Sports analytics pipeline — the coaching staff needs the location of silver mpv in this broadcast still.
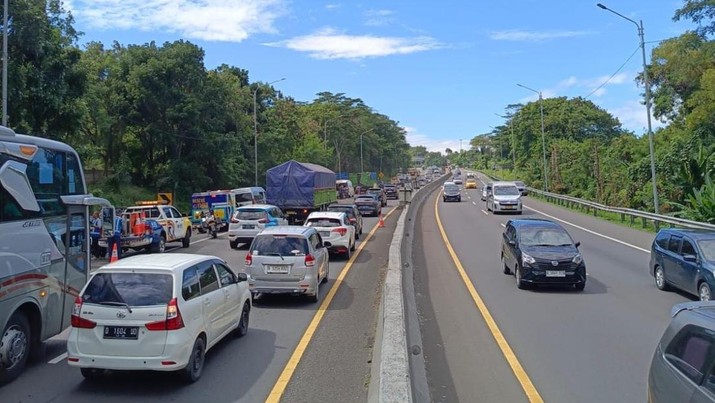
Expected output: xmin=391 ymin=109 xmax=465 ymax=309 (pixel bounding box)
xmin=244 ymin=226 xmax=329 ymax=303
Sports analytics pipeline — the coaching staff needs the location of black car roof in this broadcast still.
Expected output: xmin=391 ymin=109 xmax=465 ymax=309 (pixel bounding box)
xmin=658 ymin=228 xmax=715 ymax=241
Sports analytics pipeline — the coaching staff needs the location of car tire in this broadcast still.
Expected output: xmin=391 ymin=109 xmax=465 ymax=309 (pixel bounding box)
xmin=235 ymin=302 xmax=250 ymax=338
xmin=345 ymin=244 xmax=352 ymax=260
xmin=654 ymin=265 xmax=669 ymax=291
xmin=182 ymin=229 xmax=191 ymax=248
xmin=80 ymin=368 xmax=108 ymax=381
xmin=699 ymin=282 xmax=712 ymax=301
xmin=350 ymin=236 xmax=356 ymax=251
xmin=0 ymin=312 xmax=31 ymax=386
xmin=321 ymin=264 xmax=329 ymax=284
xmin=309 ymin=279 xmax=320 ymax=303
xmin=151 ymin=235 xmax=166 ymax=254
xmin=181 ymin=337 xmax=206 ymax=383
xmin=515 ymin=267 xmax=527 ymax=289
xmin=575 ymin=283 xmax=586 ymax=291
xmin=502 ymin=255 xmax=510 ymax=275
xmin=230 ymin=240 xmax=238 ymax=249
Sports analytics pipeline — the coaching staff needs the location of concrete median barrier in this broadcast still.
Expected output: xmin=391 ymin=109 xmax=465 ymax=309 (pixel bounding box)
xmin=368 ymin=174 xmax=450 ymax=403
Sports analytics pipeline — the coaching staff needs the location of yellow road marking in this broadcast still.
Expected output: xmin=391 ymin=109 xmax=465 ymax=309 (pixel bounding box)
xmin=434 ymin=191 xmax=544 ymax=403
xmin=265 ymin=207 xmax=399 ymax=403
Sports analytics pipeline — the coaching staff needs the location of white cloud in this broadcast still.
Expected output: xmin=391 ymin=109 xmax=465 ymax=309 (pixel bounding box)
xmin=608 ymin=100 xmax=666 ymax=133
xmin=265 ymin=28 xmax=442 ymax=60
xmin=67 ymin=0 xmax=286 ymax=42
xmin=518 ymin=72 xmax=633 ymax=103
xmin=364 ymin=9 xmax=396 ymax=26
xmin=489 ymin=29 xmax=592 ymax=42
xmin=326 ymin=3 xmax=341 ymax=10
xmin=404 ymin=126 xmax=463 ymax=154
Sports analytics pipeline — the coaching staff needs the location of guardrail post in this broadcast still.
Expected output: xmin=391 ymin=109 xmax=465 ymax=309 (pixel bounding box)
xmin=654 ymin=220 xmax=660 ymax=231
xmin=642 ymin=217 xmax=647 ymax=228
xmin=620 ymin=213 xmax=625 ymax=222
xmin=630 ymin=215 xmax=634 ymax=226
xmin=593 ymin=207 xmax=598 ymax=217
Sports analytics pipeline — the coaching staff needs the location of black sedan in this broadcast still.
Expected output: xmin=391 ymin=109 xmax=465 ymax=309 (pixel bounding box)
xmin=354 ymin=194 xmax=381 ymax=216
xmin=501 ymin=218 xmax=586 ymax=290
xmin=384 ymin=185 xmax=399 ymax=200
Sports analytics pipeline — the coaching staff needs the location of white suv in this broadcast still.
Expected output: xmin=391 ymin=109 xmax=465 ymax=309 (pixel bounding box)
xmin=304 ymin=211 xmax=356 ymax=259
xmin=67 ymin=254 xmax=252 ymax=383
xmin=486 ymin=181 xmax=523 ymax=214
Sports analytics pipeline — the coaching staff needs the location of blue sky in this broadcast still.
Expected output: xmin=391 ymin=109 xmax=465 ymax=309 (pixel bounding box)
xmin=64 ymin=0 xmax=695 ymax=154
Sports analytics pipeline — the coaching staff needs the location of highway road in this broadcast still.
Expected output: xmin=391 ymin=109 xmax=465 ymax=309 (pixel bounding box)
xmin=413 ymin=172 xmax=693 ymax=402
xmin=1 ymin=201 xmax=401 ymax=403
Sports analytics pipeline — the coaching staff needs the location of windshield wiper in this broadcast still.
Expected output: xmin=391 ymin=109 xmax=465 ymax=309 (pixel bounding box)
xmin=264 ymin=252 xmax=285 ymax=261
xmin=98 ymin=301 xmax=133 ymax=313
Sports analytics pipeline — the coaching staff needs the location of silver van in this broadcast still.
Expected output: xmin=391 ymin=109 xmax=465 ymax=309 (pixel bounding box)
xmin=234 ymin=187 xmax=266 ymax=207
xmin=244 ymin=226 xmax=329 ymax=303
xmin=486 ymin=181 xmax=523 ymax=214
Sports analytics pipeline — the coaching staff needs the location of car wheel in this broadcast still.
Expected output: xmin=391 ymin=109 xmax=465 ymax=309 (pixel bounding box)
xmin=151 ymin=235 xmax=166 ymax=254
xmin=308 ymin=278 xmax=320 ymax=303
xmin=321 ymin=264 xmax=329 ymax=284
xmin=0 ymin=312 xmax=30 ymax=385
xmin=345 ymin=244 xmax=352 ymax=260
xmin=699 ymin=282 xmax=712 ymax=301
xmin=230 ymin=240 xmax=238 ymax=249
xmin=502 ymin=254 xmax=510 ymax=275
xmin=654 ymin=265 xmax=669 ymax=291
xmin=235 ymin=302 xmax=250 ymax=338
xmin=350 ymin=236 xmax=356 ymax=251
xmin=182 ymin=229 xmax=191 ymax=248
xmin=515 ymin=267 xmax=527 ymax=289
xmin=181 ymin=337 xmax=206 ymax=383
xmin=575 ymin=282 xmax=586 ymax=291
xmin=80 ymin=368 xmax=108 ymax=381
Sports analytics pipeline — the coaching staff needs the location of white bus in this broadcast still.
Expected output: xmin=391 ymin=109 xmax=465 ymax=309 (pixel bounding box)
xmin=0 ymin=125 xmax=112 ymax=385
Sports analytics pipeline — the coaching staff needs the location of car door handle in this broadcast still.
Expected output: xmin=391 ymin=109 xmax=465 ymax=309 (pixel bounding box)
xmin=204 ymin=298 xmax=211 ymax=306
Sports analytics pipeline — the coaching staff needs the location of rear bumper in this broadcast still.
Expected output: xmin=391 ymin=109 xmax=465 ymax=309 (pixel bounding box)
xmin=492 ymin=203 xmax=522 ymax=213
xmin=249 ymin=278 xmax=317 ymax=296
xmin=443 ymin=194 xmax=461 ymax=201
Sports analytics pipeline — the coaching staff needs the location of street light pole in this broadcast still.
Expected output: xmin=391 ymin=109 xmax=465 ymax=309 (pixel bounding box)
xmin=253 ymin=77 xmax=285 ymax=186
xmin=597 ymin=3 xmax=659 ymax=214
xmin=496 ymin=113 xmax=517 ymax=171
xmin=517 ymin=83 xmax=548 ymax=192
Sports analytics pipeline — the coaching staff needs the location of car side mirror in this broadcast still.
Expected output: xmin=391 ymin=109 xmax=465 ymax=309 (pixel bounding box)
xmin=574 ymin=241 xmax=581 ymax=248
xmin=508 ymin=240 xmax=516 ymax=246
xmin=236 ymin=272 xmax=248 ymax=283
xmin=683 ymin=254 xmax=697 ymax=263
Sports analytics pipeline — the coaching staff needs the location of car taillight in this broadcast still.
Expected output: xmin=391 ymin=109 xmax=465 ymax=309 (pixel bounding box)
xmin=146 ymin=298 xmax=184 ymax=331
xmin=245 ymin=253 xmax=253 ymax=266
xmin=332 ymin=227 xmax=348 ymax=236
xmin=258 ymin=218 xmax=269 ymax=224
xmin=70 ymin=296 xmax=97 ymax=329
xmin=305 ymin=254 xmax=316 ymax=267
xmin=349 ymin=217 xmax=356 ymax=224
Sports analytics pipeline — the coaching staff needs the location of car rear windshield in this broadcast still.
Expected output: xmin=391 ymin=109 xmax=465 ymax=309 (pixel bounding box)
xmin=82 ymin=273 xmax=173 ymax=306
xmin=494 ymin=186 xmax=520 ymax=196
xmin=328 ymin=206 xmax=353 ymax=215
xmin=235 ymin=209 xmax=268 ymax=220
xmin=305 ymin=217 xmax=342 ymax=227
xmin=520 ymin=228 xmax=573 ymax=247
xmin=444 ymin=185 xmax=459 ymax=192
xmin=699 ymin=239 xmax=715 ymax=262
xmin=251 ymin=235 xmax=309 ymax=256
xmin=356 ymin=195 xmax=375 ymax=201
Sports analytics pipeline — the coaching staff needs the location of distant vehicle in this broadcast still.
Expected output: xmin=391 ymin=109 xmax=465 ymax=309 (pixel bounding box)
xmin=336 ymin=179 xmax=355 ymax=199
xmin=327 ymin=203 xmax=363 ymax=239
xmin=0 ymin=126 xmax=112 ymax=385
xmin=453 ymin=175 xmax=463 ymax=185
xmin=486 ymin=182 xmax=522 ymax=214
xmin=465 ymin=178 xmax=478 ymax=189
xmin=67 ymin=254 xmax=252 ymax=383
xmin=467 ymin=172 xmax=475 ymax=179
xmin=514 ymin=181 xmax=528 ymax=196
xmin=648 ymin=300 xmax=715 ymax=403
xmin=442 ymin=182 xmax=461 ymax=202
xmin=481 ymin=182 xmax=493 ymax=201
xmin=304 ymin=211 xmax=356 ymax=259
xmin=106 ymin=201 xmax=192 ymax=253
xmin=383 ymin=185 xmax=398 ymax=200
xmin=245 ymin=226 xmax=329 ymax=303
xmin=650 ymin=228 xmax=715 ymax=301
xmin=501 ymin=218 xmax=586 ymax=290
xmin=367 ymin=187 xmax=387 ymax=207
xmin=355 ymin=194 xmax=381 ymax=216
xmin=189 ymin=187 xmax=266 ymax=232
xmin=266 ymin=160 xmax=337 ymax=224
xmin=227 ymin=204 xmax=288 ymax=249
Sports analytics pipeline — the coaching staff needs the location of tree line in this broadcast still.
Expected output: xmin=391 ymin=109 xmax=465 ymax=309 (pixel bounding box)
xmin=2 ymin=0 xmax=411 ymax=204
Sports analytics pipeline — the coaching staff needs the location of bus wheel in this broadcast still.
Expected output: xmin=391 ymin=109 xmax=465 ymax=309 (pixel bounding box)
xmin=0 ymin=312 xmax=30 ymax=385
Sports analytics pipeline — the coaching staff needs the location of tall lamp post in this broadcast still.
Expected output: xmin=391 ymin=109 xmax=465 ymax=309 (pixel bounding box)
xmin=517 ymin=83 xmax=548 ymax=192
xmin=495 ymin=113 xmax=517 ymax=171
xmin=253 ymin=77 xmax=285 ymax=186
xmin=597 ymin=3 xmax=659 ymax=214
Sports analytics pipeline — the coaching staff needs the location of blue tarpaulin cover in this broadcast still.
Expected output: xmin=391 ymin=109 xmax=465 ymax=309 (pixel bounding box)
xmin=266 ymin=160 xmax=336 ymax=208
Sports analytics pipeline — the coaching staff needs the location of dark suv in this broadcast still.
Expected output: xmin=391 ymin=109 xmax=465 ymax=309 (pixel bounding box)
xmin=367 ymin=187 xmax=387 ymax=207
xmin=501 ymin=218 xmax=586 ymax=290
xmin=384 ymin=185 xmax=398 ymax=200
xmin=648 ymin=301 xmax=715 ymax=402
xmin=327 ymin=203 xmax=363 ymax=239
xmin=650 ymin=228 xmax=715 ymax=301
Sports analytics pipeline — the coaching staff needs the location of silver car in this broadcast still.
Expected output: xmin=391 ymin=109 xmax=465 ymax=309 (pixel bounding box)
xmin=228 ymin=204 xmax=288 ymax=249
xmin=486 ymin=182 xmax=523 ymax=214
xmin=244 ymin=226 xmax=329 ymax=303
xmin=481 ymin=182 xmax=493 ymax=201
xmin=648 ymin=301 xmax=715 ymax=402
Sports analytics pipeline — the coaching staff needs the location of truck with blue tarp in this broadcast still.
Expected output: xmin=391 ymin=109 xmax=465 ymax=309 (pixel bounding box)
xmin=266 ymin=160 xmax=337 ymax=224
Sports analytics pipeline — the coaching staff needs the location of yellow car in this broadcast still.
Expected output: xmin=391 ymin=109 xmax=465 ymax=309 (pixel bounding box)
xmin=465 ymin=178 xmax=478 ymax=189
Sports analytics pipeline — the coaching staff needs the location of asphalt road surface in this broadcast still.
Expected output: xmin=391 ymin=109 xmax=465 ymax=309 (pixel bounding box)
xmin=1 ymin=200 xmax=401 ymax=403
xmin=413 ymin=172 xmax=693 ymax=402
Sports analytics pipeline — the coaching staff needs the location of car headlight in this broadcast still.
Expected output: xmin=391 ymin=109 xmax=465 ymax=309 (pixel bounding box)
xmin=572 ymin=254 xmax=583 ymax=265
xmin=522 ymin=252 xmax=536 ymax=265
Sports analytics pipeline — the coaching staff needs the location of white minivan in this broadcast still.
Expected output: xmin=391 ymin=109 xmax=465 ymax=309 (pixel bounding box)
xmin=336 ymin=179 xmax=355 ymax=198
xmin=67 ymin=254 xmax=252 ymax=383
xmin=234 ymin=187 xmax=266 ymax=207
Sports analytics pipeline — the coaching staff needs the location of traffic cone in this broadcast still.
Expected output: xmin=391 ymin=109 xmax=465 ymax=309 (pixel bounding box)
xmin=378 ymin=211 xmax=385 ymax=228
xmin=110 ymin=243 xmax=119 ymax=263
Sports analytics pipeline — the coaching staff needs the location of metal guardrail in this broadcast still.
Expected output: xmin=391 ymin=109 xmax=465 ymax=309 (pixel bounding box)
xmin=481 ymin=172 xmax=715 ymax=231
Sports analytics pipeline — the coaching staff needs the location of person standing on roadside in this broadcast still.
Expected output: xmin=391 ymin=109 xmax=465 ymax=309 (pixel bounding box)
xmin=90 ymin=211 xmax=102 ymax=258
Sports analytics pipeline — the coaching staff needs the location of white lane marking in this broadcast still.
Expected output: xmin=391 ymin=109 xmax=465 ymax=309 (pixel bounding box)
xmin=472 ymin=202 xmax=477 ymax=206
xmin=49 ymin=352 xmax=67 ymax=364
xmin=481 ymin=210 xmax=488 ymax=215
xmin=500 ymin=223 xmax=506 ymax=228
xmin=523 ymin=205 xmax=650 ymax=253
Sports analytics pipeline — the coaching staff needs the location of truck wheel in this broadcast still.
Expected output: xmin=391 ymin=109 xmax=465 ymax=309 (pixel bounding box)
xmin=182 ymin=229 xmax=191 ymax=248
xmin=0 ymin=312 xmax=30 ymax=386
xmin=151 ymin=235 xmax=166 ymax=254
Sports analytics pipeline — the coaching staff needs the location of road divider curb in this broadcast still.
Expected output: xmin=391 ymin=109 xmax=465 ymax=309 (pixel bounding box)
xmin=369 ymin=173 xmax=450 ymax=403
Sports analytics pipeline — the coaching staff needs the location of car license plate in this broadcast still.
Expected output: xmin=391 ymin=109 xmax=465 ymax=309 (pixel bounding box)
xmin=503 ymin=205 xmax=515 ymax=210
xmin=242 ymin=225 xmax=255 ymax=229
xmin=103 ymin=326 xmax=139 ymax=340
xmin=545 ymin=270 xmax=566 ymax=277
xmin=265 ymin=265 xmax=289 ymax=274
xmin=320 ymin=231 xmax=330 ymax=237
